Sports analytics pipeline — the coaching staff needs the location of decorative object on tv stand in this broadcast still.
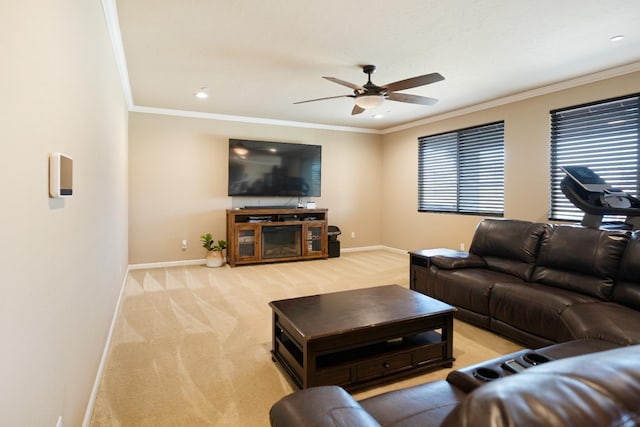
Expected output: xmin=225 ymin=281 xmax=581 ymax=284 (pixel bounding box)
xmin=200 ymin=233 xmax=228 ymax=268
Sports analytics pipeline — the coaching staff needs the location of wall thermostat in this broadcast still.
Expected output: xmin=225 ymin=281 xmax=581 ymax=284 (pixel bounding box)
xmin=49 ymin=152 xmax=73 ymax=198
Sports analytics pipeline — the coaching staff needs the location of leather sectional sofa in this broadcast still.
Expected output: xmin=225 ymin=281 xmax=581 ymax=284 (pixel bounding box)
xmin=270 ymin=339 xmax=640 ymax=427
xmin=418 ymin=219 xmax=640 ymax=348
xmin=270 ymin=219 xmax=640 ymax=426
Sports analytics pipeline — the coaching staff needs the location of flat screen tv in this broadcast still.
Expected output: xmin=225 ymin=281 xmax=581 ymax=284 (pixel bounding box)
xmin=228 ymin=139 xmax=321 ymax=197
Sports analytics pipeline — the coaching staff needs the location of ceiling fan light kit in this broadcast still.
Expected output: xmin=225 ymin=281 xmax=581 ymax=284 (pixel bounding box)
xmin=295 ymin=65 xmax=444 ymax=116
xmin=355 ymin=94 xmax=384 ymax=109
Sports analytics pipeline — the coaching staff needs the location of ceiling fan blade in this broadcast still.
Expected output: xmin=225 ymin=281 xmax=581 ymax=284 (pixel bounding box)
xmin=323 ymin=76 xmax=364 ymax=91
xmin=387 ymin=92 xmax=438 ymax=106
xmin=293 ymin=94 xmax=352 ymax=104
xmin=351 ymin=104 xmax=365 ymax=115
xmin=383 ymin=73 xmax=444 ymax=92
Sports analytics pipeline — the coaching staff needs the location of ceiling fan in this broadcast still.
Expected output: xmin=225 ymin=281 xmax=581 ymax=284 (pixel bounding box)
xmin=294 ymin=65 xmax=444 ymax=115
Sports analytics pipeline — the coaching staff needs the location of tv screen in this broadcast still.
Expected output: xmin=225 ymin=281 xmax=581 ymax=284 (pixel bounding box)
xmin=228 ymin=139 xmax=321 ymax=197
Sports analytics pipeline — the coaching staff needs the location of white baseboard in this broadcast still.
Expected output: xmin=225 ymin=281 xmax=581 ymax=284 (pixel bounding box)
xmin=380 ymin=245 xmax=409 ymax=255
xmin=128 ymin=247 xmax=409 ymax=270
xmin=82 ymin=265 xmax=130 ymax=427
xmin=341 ymin=245 xmax=383 ymax=253
xmin=341 ymin=245 xmax=408 ymax=255
xmin=128 ymin=258 xmax=206 ymax=270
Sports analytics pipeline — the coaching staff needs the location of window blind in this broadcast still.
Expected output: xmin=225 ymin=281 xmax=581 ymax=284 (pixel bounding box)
xmin=550 ymin=94 xmax=640 ymax=221
xmin=418 ymin=121 xmax=504 ymax=215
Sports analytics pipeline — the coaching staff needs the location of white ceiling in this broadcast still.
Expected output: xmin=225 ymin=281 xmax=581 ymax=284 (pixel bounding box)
xmin=114 ymin=0 xmax=640 ymax=131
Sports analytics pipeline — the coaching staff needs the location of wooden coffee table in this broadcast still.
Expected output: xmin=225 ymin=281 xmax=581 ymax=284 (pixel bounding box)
xmin=269 ymin=284 xmax=456 ymax=391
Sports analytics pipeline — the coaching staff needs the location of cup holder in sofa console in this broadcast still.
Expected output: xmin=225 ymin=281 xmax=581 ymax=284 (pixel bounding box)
xmin=522 ymin=352 xmax=553 ymax=366
xmin=473 ymin=367 xmax=501 ymax=382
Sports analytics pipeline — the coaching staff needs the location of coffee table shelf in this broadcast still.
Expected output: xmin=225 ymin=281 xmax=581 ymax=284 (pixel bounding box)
xmin=270 ymin=285 xmax=456 ymax=391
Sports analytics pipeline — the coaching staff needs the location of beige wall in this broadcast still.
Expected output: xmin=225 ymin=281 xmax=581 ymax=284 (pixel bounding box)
xmin=107 ymin=62 xmax=638 ymax=424
xmin=0 ymin=1 xmax=129 ymax=426
xmin=128 ymin=113 xmax=382 ymax=264
xmin=381 ymin=71 xmax=640 ymax=251
xmin=129 ymin=72 xmax=640 ymax=265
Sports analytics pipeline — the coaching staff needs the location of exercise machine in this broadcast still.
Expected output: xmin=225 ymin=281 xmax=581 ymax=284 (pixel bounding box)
xmin=560 ymin=165 xmax=640 ymax=230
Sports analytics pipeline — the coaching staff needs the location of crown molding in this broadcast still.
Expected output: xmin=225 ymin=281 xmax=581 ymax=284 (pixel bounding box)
xmin=129 ymin=106 xmax=383 ymax=134
xmin=101 ymin=0 xmax=133 ymax=108
xmin=101 ymin=0 xmax=639 ymax=136
xmin=129 ymin=60 xmax=640 ymax=136
xmin=383 ymin=61 xmax=640 ymax=134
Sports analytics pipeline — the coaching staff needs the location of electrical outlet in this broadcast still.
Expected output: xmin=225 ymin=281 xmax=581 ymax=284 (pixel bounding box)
xmin=56 ymin=416 xmax=63 ymax=427
xmin=351 ymin=232 xmax=356 ymax=238
xmin=460 ymin=243 xmax=465 ymax=251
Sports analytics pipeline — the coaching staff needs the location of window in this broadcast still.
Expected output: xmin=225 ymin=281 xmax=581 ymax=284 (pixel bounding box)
xmin=418 ymin=121 xmax=505 ymax=215
xmin=549 ymin=94 xmax=640 ymax=221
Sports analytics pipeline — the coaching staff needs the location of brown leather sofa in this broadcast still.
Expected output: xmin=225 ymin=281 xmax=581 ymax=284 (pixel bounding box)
xmin=421 ymin=219 xmax=640 ymax=347
xmin=270 ymin=221 xmax=640 ymax=426
xmin=270 ymin=340 xmax=640 ymax=427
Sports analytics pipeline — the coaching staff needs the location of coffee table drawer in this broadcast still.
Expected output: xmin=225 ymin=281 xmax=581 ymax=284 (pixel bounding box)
xmin=415 ymin=342 xmax=445 ymax=365
xmin=357 ymin=352 xmax=413 ymax=381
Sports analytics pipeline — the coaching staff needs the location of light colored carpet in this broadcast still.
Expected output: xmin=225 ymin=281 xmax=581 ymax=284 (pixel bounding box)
xmin=89 ymin=250 xmax=522 ymax=426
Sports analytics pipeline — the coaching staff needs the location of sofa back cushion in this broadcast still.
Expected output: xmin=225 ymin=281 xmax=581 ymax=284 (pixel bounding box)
xmin=470 ymin=219 xmax=548 ymax=281
xmin=612 ymin=231 xmax=640 ymax=310
xmin=532 ymin=226 xmax=629 ymax=300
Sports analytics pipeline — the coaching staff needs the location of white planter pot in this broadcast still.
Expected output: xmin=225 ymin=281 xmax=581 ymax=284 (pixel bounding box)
xmin=205 ymin=251 xmax=225 ymax=267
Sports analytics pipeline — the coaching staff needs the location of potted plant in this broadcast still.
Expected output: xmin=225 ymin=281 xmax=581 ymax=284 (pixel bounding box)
xmin=200 ymin=233 xmax=228 ymax=267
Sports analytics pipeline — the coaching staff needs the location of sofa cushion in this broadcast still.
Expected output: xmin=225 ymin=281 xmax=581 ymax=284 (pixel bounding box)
xmin=560 ymin=301 xmax=640 ymax=346
xmin=490 ymin=318 xmax=556 ymax=348
xmin=359 ymin=379 xmax=466 ymax=427
xmin=431 ymin=268 xmax=524 ymax=317
xmin=532 ymin=226 xmax=629 ymax=300
xmin=612 ymin=230 xmax=640 ymax=310
xmin=469 ymin=219 xmax=548 ymax=281
xmin=490 ymin=282 xmax=597 ymax=342
xmin=441 ymin=345 xmax=640 ymax=427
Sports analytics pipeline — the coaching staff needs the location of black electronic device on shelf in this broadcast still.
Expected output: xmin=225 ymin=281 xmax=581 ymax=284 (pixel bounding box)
xmin=248 ymin=216 xmax=272 ymax=223
xmin=243 ymin=205 xmax=297 ymax=209
xmin=560 ymin=165 xmax=640 ymax=230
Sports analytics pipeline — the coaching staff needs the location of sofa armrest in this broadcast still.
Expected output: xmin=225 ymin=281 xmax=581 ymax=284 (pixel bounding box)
xmin=431 ymin=253 xmax=486 ymax=270
xmin=270 ymin=386 xmax=382 ymax=427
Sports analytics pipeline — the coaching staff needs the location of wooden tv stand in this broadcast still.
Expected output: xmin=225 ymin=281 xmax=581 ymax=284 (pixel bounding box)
xmin=226 ymin=208 xmax=328 ymax=267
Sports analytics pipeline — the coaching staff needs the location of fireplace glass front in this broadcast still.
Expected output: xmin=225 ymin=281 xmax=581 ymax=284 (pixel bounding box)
xmin=262 ymin=225 xmax=302 ymax=259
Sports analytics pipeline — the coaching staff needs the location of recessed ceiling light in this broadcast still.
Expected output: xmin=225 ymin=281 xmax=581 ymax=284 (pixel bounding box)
xmin=373 ymin=114 xmax=384 ymax=119
xmin=610 ymin=35 xmax=624 ymax=42
xmin=194 ymin=87 xmax=209 ymax=99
